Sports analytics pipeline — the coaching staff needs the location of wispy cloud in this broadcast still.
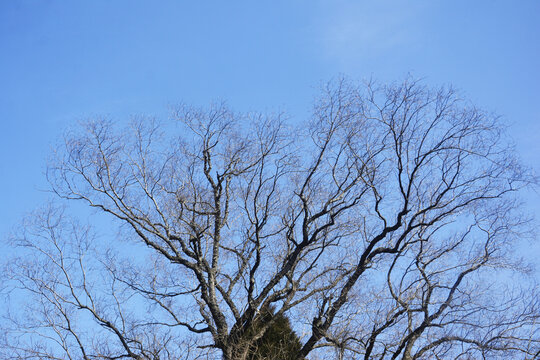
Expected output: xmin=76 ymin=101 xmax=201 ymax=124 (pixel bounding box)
xmin=314 ymin=1 xmax=430 ymax=65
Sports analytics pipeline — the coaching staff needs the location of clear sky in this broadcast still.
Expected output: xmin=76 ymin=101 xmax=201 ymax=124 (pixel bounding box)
xmin=1 ymin=0 xmax=539 ymax=239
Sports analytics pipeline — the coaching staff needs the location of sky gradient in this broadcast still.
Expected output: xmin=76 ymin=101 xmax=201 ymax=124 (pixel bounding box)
xmin=1 ymin=0 xmax=539 ymax=240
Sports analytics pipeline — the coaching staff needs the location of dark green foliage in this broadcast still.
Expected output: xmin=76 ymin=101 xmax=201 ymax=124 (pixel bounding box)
xmin=247 ymin=307 xmax=303 ymax=360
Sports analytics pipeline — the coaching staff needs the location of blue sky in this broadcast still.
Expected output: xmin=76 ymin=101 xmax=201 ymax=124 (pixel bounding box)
xmin=1 ymin=0 xmax=539 ymax=239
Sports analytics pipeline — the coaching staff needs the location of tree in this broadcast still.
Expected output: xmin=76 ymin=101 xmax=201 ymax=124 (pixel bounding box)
xmin=245 ymin=306 xmax=302 ymax=360
xmin=2 ymin=78 xmax=539 ymax=359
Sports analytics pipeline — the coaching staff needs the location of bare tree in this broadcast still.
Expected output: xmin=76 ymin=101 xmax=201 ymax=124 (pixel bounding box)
xmin=2 ymin=78 xmax=538 ymax=359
